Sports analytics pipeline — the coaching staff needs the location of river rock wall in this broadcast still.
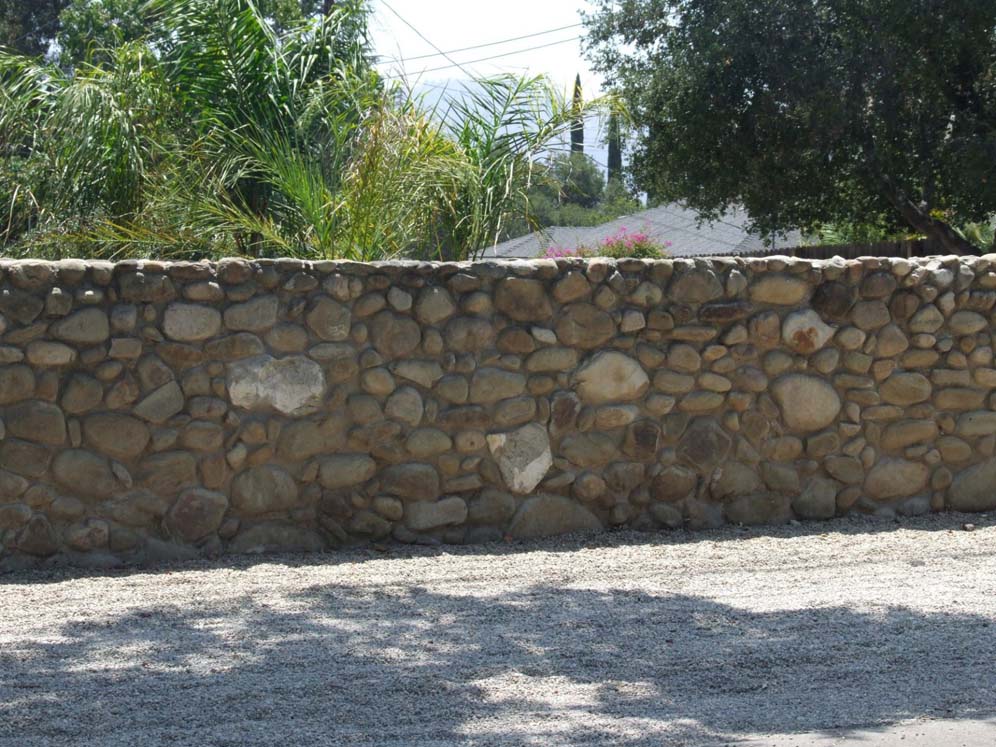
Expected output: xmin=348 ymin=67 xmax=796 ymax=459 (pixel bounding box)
xmin=1 ymin=255 xmax=996 ymax=568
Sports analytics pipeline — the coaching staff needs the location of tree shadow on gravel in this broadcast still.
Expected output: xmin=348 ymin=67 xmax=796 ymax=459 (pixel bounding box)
xmin=2 ymin=580 xmax=995 ymax=747
xmin=2 ymin=511 xmax=989 ymax=587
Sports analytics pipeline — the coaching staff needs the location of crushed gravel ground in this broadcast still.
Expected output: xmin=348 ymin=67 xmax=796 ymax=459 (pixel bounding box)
xmin=2 ymin=513 xmax=996 ymax=746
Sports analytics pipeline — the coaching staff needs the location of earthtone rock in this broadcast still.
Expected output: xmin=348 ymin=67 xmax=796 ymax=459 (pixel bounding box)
xmin=651 ymin=465 xmax=698 ymax=502
xmin=880 ymin=373 xmax=931 ymax=406
xmin=508 ymin=494 xmax=602 ymax=539
xmin=228 ymin=523 xmax=325 ymax=554
xmin=231 ymin=465 xmax=298 ymax=514
xmin=60 ymin=375 xmax=104 ymax=416
xmin=385 ymin=386 xmax=424 ymax=427
xmin=948 ymin=310 xmax=987 ymax=336
xmin=956 ymin=411 xmax=996 ymax=437
xmin=526 ymin=347 xmax=578 ymax=372
xmin=560 ymin=432 xmax=619 ymax=468
xmin=782 ymin=310 xmax=834 ymax=353
xmin=26 ymin=341 xmax=76 ymax=367
xmin=83 ymin=413 xmax=150 ymax=460
xmin=710 ymin=463 xmax=762 ymax=500
xmin=793 ymin=478 xmax=838 ymax=520
xmin=574 ymin=352 xmax=649 ymax=404
xmin=948 ymin=458 xmax=996 ymax=511
xmin=725 ymin=492 xmax=791 ymax=525
xmin=414 ymin=287 xmax=456 ymax=325
xmin=0 ymin=365 xmax=35 ymax=405
xmin=811 ymin=281 xmax=855 ymax=319
xmin=0 ymin=288 xmax=43 ymax=324
xmin=750 ymin=275 xmax=809 ymax=305
xmin=140 ymin=452 xmax=199 ymax=496
xmin=166 ymin=489 xmax=229 ymax=542
xmin=771 ymin=375 xmax=841 ymax=432
xmin=555 ymin=304 xmax=615 ymax=348
xmin=224 ymin=295 xmax=279 ymax=332
xmin=306 ymin=297 xmax=351 ymax=341
xmin=470 ymin=368 xmax=526 ymax=403
xmin=909 ymin=305 xmax=944 ymax=333
xmin=0 ymin=502 xmax=31 ymax=531
xmin=487 ymin=423 xmax=552 ymax=494
xmin=677 ymin=419 xmax=732 ymax=472
xmin=5 ymin=400 xmax=66 ymax=445
xmin=864 ymin=459 xmax=929 ymax=500
xmin=875 ymin=324 xmax=909 ymax=358
xmin=405 ymin=497 xmax=468 ymax=531
xmin=163 ymin=303 xmax=222 ymax=342
xmin=65 ymin=519 xmax=110 ymax=552
xmin=0 ymin=439 xmax=51 ymax=479
xmin=369 ymin=311 xmax=422 ymax=358
xmin=134 ymin=381 xmax=185 ymax=423
xmin=319 ymin=455 xmax=376 ymax=489
xmin=468 ymin=489 xmax=517 ymax=525
xmin=881 ymin=420 xmax=938 ymax=451
xmin=444 ymin=317 xmax=496 ymax=353
xmin=494 ymin=278 xmax=552 ymax=321
xmin=228 ymin=355 xmax=325 ymax=416
xmin=748 ymin=311 xmax=781 ymax=349
xmin=392 ymin=360 xmax=443 ymax=388
xmin=851 ymin=301 xmax=890 ymax=330
xmin=381 ymin=463 xmax=440 ymax=501
xmin=51 ymin=308 xmax=109 ymax=345
xmin=406 ymin=428 xmax=453 ymax=458
xmin=16 ymin=515 xmax=58 ymax=556
xmin=669 ymin=268 xmax=723 ymax=304
xmin=52 ymin=450 xmax=122 ymax=500
xmin=204 ymin=333 xmax=264 ymax=361
xmin=553 ymin=271 xmax=591 ymax=303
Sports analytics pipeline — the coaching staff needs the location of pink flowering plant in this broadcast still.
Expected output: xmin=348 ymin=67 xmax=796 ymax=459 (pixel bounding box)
xmin=542 ymin=227 xmax=672 ymax=260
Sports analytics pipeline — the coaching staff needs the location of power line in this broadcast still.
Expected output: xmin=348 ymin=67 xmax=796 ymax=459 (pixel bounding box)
xmin=378 ymin=0 xmax=475 ymax=79
xmin=384 ymin=36 xmax=582 ymax=79
xmin=391 ymin=23 xmax=583 ymax=63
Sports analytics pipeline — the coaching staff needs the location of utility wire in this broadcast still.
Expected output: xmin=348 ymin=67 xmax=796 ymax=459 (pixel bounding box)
xmin=392 ymin=23 xmax=583 ymax=62
xmin=378 ymin=0 xmax=476 ymax=79
xmin=384 ymin=36 xmax=582 ymax=79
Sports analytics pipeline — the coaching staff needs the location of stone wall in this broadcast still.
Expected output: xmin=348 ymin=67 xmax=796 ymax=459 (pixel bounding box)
xmin=2 ymin=254 xmax=996 ymax=568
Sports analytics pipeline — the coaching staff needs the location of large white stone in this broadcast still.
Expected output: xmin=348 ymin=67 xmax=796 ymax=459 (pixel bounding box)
xmin=487 ymin=423 xmax=552 ymax=495
xmin=771 ymin=374 xmax=841 ymax=432
xmin=574 ymin=352 xmax=649 ymax=404
xmin=228 ymin=355 xmax=326 ymax=416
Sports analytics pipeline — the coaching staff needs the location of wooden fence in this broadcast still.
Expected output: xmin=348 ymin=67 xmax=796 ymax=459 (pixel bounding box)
xmin=751 ymin=239 xmax=947 ymax=259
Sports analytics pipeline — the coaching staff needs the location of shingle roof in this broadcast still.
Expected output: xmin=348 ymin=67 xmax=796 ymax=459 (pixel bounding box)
xmin=481 ymin=203 xmax=804 ymax=259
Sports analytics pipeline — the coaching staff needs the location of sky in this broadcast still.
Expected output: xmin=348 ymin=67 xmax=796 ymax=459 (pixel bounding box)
xmin=367 ymin=0 xmax=612 ymax=169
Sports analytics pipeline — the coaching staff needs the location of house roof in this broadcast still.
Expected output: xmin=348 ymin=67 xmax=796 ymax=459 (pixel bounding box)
xmin=481 ymin=203 xmax=804 ymax=259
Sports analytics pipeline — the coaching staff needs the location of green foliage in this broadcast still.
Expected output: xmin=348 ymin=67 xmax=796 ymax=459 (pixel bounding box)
xmin=436 ymin=75 xmax=613 ymax=259
xmin=1 ymin=0 xmax=611 ymax=260
xmin=503 ymin=154 xmax=640 ymax=238
xmin=584 ymin=0 xmax=996 ymax=254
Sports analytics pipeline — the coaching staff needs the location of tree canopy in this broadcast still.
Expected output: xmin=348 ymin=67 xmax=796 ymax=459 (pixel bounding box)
xmin=584 ymin=0 xmax=996 ymax=254
xmin=0 ymin=0 xmax=332 ymax=65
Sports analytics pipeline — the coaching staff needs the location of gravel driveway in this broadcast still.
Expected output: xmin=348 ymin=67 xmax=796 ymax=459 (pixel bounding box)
xmin=3 ymin=514 xmax=996 ymax=746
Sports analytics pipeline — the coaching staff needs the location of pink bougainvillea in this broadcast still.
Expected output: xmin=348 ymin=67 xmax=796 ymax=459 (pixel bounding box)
xmin=542 ymin=227 xmax=672 ymax=259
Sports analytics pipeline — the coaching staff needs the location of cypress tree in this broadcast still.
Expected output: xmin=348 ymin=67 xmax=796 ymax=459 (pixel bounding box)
xmin=607 ymin=111 xmax=622 ymax=183
xmin=570 ymin=73 xmax=584 ymax=154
